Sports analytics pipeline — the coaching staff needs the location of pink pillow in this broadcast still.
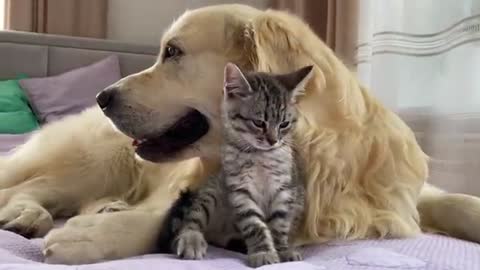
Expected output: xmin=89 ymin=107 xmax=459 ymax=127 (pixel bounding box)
xmin=20 ymin=56 xmax=121 ymax=123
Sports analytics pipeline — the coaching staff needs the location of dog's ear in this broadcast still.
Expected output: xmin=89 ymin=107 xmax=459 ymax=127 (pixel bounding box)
xmin=247 ymin=10 xmax=367 ymax=127
xmin=247 ymin=10 xmax=327 ymax=93
xmin=223 ymin=63 xmax=252 ymax=99
xmin=276 ymin=65 xmax=314 ymax=103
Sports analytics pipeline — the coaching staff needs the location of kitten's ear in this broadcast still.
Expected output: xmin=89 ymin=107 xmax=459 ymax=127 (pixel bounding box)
xmin=224 ymin=63 xmax=251 ymax=98
xmin=276 ymin=65 xmax=314 ymax=103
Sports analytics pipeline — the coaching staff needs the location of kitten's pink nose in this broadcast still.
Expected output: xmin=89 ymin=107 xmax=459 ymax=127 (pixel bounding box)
xmin=266 ymin=131 xmax=278 ymax=146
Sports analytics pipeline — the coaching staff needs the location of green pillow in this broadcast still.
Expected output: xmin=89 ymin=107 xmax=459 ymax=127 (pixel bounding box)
xmin=0 ymin=76 xmax=39 ymax=134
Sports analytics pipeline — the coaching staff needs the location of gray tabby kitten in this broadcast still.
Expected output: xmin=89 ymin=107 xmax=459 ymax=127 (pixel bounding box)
xmin=160 ymin=63 xmax=313 ymax=268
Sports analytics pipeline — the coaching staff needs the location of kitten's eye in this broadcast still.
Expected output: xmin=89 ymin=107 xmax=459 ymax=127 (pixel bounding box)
xmin=279 ymin=121 xmax=290 ymax=129
xmin=251 ymin=119 xmax=266 ymax=129
xmin=163 ymin=44 xmax=182 ymax=61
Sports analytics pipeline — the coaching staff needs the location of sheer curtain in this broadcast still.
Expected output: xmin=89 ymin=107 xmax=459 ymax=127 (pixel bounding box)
xmin=0 ymin=0 xmax=4 ymax=30
xmin=350 ymin=0 xmax=480 ymax=195
xmin=268 ymin=0 xmax=480 ymax=195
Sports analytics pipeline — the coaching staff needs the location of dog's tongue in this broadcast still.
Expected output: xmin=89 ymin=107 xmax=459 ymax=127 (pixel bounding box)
xmin=132 ymin=139 xmax=140 ymax=146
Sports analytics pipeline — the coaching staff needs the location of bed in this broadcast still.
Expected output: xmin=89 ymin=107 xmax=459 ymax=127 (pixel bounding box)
xmin=0 ymin=31 xmax=479 ymax=270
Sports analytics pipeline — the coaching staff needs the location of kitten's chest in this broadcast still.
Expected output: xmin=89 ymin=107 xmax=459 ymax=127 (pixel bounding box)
xmin=225 ymin=148 xmax=292 ymax=206
xmin=248 ymin=156 xmax=274 ymax=194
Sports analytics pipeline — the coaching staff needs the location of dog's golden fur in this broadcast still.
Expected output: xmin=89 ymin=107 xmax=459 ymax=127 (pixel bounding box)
xmin=0 ymin=4 xmax=479 ymax=264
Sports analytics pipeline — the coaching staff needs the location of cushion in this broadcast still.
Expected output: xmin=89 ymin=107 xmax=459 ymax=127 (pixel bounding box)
xmin=19 ymin=55 xmax=121 ymax=123
xmin=0 ymin=76 xmax=40 ymax=134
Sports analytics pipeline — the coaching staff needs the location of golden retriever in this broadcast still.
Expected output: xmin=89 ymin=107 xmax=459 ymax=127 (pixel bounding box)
xmin=0 ymin=4 xmax=479 ymax=265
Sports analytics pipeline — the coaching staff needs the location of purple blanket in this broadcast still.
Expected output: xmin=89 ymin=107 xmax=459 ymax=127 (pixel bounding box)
xmin=0 ymin=133 xmax=33 ymax=154
xmin=1 ymin=134 xmax=480 ymax=269
xmin=0 ymin=230 xmax=479 ymax=269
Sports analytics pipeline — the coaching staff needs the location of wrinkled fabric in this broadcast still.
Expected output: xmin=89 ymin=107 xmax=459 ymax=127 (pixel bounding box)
xmin=0 ymin=230 xmax=478 ymax=270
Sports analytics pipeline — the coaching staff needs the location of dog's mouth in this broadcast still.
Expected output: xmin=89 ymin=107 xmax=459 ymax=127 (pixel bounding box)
xmin=132 ymin=109 xmax=209 ymax=162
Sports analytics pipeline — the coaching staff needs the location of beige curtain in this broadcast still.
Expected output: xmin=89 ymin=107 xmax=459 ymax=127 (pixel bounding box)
xmin=5 ymin=0 xmax=107 ymax=38
xmin=269 ymin=0 xmax=334 ymax=46
xmin=269 ymin=0 xmax=358 ymax=67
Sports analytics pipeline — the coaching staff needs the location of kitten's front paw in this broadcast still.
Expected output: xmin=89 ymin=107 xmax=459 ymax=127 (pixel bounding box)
xmin=247 ymin=251 xmax=280 ymax=268
xmin=176 ymin=230 xmax=208 ymax=260
xmin=278 ymin=249 xmax=303 ymax=262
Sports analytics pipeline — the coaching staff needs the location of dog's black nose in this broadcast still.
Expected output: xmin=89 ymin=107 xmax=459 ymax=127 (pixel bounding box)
xmin=96 ymin=87 xmax=116 ymax=110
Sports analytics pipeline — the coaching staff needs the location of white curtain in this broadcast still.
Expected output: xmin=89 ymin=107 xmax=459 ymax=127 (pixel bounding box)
xmin=0 ymin=0 xmax=4 ymax=30
xmin=351 ymin=0 xmax=480 ymax=195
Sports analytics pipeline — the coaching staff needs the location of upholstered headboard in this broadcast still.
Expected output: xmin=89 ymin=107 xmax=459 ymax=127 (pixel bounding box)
xmin=0 ymin=30 xmax=159 ymax=80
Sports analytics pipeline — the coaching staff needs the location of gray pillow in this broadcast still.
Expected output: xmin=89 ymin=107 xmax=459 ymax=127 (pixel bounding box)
xmin=20 ymin=55 xmax=121 ymax=123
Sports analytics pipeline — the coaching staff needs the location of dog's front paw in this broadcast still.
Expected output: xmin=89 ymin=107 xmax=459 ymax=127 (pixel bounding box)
xmin=278 ymin=249 xmax=303 ymax=262
xmin=0 ymin=199 xmax=53 ymax=238
xmin=247 ymin=251 xmax=280 ymax=268
xmin=176 ymin=230 xmax=208 ymax=260
xmin=43 ymin=226 xmax=104 ymax=264
xmin=44 ymin=211 xmax=163 ymax=264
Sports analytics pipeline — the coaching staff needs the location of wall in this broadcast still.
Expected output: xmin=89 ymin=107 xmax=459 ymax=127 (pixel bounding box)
xmin=107 ymin=0 xmax=269 ymax=45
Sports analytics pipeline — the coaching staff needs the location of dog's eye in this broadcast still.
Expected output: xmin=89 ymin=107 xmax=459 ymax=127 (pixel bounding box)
xmin=279 ymin=121 xmax=290 ymax=129
xmin=163 ymin=45 xmax=182 ymax=61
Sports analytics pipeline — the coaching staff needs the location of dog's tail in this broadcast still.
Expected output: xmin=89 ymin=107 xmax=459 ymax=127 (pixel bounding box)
xmin=418 ymin=183 xmax=480 ymax=242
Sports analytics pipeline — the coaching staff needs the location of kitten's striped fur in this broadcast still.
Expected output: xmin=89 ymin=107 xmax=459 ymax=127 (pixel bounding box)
xmin=159 ymin=63 xmax=313 ymax=267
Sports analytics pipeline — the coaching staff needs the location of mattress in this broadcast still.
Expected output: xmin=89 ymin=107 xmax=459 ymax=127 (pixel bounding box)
xmin=0 ymin=229 xmax=479 ymax=269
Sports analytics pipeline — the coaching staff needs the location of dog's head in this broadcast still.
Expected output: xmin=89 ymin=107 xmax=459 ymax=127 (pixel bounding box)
xmin=97 ymin=4 xmax=345 ymax=163
xmin=97 ymin=5 xmax=262 ymax=162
